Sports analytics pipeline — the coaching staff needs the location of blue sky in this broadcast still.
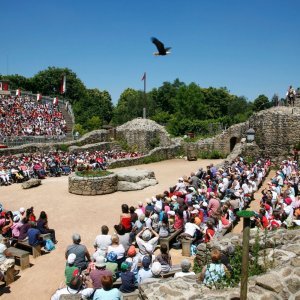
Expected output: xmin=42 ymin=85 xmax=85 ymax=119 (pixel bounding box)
xmin=0 ymin=0 xmax=299 ymax=104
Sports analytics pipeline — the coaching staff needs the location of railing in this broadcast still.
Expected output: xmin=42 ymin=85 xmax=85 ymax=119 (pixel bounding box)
xmin=0 ymin=135 xmax=71 ymax=148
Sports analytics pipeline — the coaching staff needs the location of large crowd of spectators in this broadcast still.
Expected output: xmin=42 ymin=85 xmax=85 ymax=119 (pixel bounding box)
xmin=2 ymin=155 xmax=300 ymax=298
xmin=0 ymin=95 xmax=67 ymax=138
xmin=0 ymin=150 xmax=143 ymax=186
xmin=48 ymin=156 xmax=280 ymax=299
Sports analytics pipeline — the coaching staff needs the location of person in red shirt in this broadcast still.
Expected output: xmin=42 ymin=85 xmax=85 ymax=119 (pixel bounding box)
xmin=204 ymin=220 xmax=215 ymax=243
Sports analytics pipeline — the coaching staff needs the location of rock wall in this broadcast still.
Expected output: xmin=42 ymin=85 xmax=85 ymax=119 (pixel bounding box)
xmin=138 ymin=228 xmax=300 ymax=300
xmin=69 ymin=169 xmax=158 ymax=195
xmin=116 ymin=118 xmax=172 ymax=153
xmin=109 ymin=143 xmax=182 ymax=169
xmin=248 ymin=107 xmax=300 ymax=160
xmin=68 ymin=173 xmax=118 ymax=195
xmin=0 ymin=130 xmax=109 ymax=155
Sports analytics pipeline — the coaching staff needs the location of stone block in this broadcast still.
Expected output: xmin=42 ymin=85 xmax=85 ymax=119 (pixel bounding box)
xmin=256 ymin=273 xmax=283 ymax=293
xmin=21 ymin=179 xmax=41 ymax=189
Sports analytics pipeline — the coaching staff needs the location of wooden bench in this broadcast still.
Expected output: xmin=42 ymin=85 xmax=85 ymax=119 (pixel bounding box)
xmin=3 ymin=266 xmax=15 ymax=285
xmin=7 ymin=247 xmax=30 ymax=270
xmin=16 ymin=233 xmax=51 ymax=258
xmin=159 ymin=229 xmax=183 ymax=251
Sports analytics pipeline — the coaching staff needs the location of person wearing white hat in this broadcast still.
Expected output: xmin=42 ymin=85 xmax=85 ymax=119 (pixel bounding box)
xmin=65 ymin=253 xmax=79 ymax=285
xmin=89 ymin=256 xmax=113 ymax=289
xmin=175 ymin=177 xmax=186 ymax=193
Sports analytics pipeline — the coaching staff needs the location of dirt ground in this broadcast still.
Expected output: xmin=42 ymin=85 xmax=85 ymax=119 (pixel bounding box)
xmin=0 ymin=158 xmax=223 ymax=299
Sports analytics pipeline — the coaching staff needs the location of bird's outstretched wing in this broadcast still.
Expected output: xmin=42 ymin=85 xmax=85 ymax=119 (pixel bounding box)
xmin=151 ymin=37 xmax=165 ymax=53
xmin=165 ymin=47 xmax=172 ymax=52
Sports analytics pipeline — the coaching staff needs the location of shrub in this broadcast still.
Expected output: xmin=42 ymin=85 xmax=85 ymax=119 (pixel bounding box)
xmin=198 ymin=150 xmax=227 ymax=159
xmin=75 ymin=169 xmax=112 ymax=177
xmin=56 ymin=144 xmax=69 ymax=152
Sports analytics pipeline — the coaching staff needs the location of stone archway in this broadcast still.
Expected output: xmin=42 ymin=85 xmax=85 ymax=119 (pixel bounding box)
xmin=230 ymin=137 xmax=238 ymax=151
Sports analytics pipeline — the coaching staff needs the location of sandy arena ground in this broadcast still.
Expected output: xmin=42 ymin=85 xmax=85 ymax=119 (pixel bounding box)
xmin=0 ymin=158 xmax=223 ymax=299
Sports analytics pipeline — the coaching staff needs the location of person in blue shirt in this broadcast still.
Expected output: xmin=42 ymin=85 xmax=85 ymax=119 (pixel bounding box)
xmin=27 ymin=222 xmax=46 ymax=247
xmin=93 ymin=275 xmax=121 ymax=300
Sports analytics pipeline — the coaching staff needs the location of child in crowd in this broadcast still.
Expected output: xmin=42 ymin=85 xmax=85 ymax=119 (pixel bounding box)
xmin=155 ymin=243 xmax=172 ymax=273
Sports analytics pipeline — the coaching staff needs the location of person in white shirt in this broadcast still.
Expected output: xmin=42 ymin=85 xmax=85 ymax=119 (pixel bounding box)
xmin=94 ymin=225 xmax=112 ymax=253
xmin=174 ymin=259 xmax=195 ymax=278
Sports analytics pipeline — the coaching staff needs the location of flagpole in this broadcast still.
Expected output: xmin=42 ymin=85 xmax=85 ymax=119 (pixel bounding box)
xmin=143 ymin=72 xmax=147 ymax=119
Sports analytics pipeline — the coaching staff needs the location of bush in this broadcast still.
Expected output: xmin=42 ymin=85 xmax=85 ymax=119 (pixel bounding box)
xmin=198 ymin=150 xmax=227 ymax=159
xmin=75 ymin=169 xmax=112 ymax=177
xmin=56 ymin=144 xmax=69 ymax=152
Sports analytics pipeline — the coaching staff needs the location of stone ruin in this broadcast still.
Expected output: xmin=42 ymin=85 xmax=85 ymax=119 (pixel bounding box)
xmin=116 ymin=118 xmax=172 ymax=153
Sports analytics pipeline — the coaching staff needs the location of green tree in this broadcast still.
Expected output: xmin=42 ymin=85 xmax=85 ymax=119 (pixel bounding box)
xmin=253 ymin=94 xmax=270 ymax=112
xmin=0 ymin=74 xmax=32 ymax=91
xmin=31 ymin=67 xmax=86 ymax=102
xmin=112 ymin=88 xmax=144 ymax=125
xmin=86 ymin=116 xmax=102 ymax=131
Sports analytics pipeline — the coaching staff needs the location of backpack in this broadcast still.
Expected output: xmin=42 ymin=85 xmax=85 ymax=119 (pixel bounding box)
xmin=45 ymin=239 xmax=56 ymax=251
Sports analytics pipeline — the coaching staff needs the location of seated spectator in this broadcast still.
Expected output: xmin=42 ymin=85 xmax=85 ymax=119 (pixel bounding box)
xmin=37 ymin=211 xmax=57 ymax=244
xmin=89 ymin=256 xmax=113 ymax=289
xmin=119 ymin=204 xmax=132 ymax=233
xmin=119 ymin=261 xmax=136 ymax=293
xmin=125 ymin=245 xmax=139 ymax=278
xmin=158 ymin=219 xmax=169 ymax=238
xmin=155 ymin=243 xmax=172 ymax=273
xmin=199 ymin=249 xmax=228 ymax=285
xmin=93 ymin=275 xmax=121 ymax=300
xmin=18 ymin=218 xmax=31 ymax=241
xmin=51 ymin=270 xmax=94 ymax=300
xmin=129 ymin=206 xmax=138 ymax=225
xmin=65 ymin=233 xmax=91 ymax=271
xmin=0 ymin=235 xmax=19 ymax=277
xmin=105 ymin=251 xmax=118 ymax=281
xmin=27 ymin=222 xmax=46 ymax=248
xmin=137 ymin=255 xmax=152 ymax=284
xmin=143 ymin=262 xmax=163 ymax=283
xmin=65 ymin=253 xmax=79 ymax=285
xmin=107 ymin=235 xmax=125 ymax=267
xmin=1 ymin=211 xmax=13 ymax=238
xmin=94 ymin=225 xmax=112 ymax=253
xmin=136 ymin=227 xmax=159 ymax=259
xmin=115 ymin=224 xmax=130 ymax=252
xmin=204 ymin=220 xmax=215 ymax=243
xmin=174 ymin=259 xmax=195 ymax=278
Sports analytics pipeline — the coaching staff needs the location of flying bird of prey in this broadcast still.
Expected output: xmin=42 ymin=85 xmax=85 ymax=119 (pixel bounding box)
xmin=151 ymin=37 xmax=171 ymax=56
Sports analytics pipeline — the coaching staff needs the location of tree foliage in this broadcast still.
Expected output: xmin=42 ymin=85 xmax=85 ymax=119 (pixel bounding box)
xmin=1 ymin=68 xmax=265 ymax=137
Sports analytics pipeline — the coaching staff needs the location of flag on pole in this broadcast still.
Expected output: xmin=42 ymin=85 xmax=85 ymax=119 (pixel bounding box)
xmin=0 ymin=82 xmax=2 ymax=91
xmin=141 ymin=72 xmax=146 ymax=81
xmin=37 ymin=93 xmax=42 ymax=101
xmin=16 ymin=89 xmax=21 ymax=96
xmin=53 ymin=97 xmax=58 ymax=106
xmin=60 ymin=75 xmax=66 ymax=94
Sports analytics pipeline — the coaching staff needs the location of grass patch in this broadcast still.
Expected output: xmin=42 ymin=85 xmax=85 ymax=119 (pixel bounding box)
xmin=75 ymin=169 xmax=112 ymax=177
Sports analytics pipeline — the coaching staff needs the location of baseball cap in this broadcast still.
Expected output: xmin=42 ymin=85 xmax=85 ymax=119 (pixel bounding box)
xmin=142 ymin=255 xmax=151 ymax=268
xmin=67 ymin=253 xmax=76 ymax=264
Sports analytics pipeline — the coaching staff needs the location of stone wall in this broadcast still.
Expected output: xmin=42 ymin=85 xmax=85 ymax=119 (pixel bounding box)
xmin=109 ymin=143 xmax=182 ymax=169
xmin=0 ymin=130 xmax=109 ymax=156
xmin=116 ymin=118 xmax=172 ymax=153
xmin=68 ymin=173 xmax=118 ymax=195
xmin=138 ymin=228 xmax=300 ymax=300
xmin=248 ymin=107 xmax=300 ymax=160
